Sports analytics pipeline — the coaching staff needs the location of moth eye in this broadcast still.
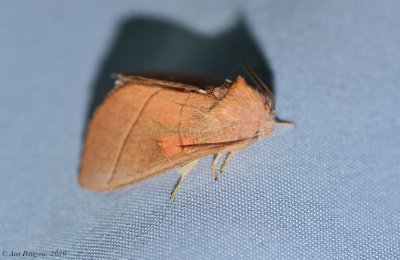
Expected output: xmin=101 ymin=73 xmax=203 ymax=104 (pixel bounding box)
xmin=269 ymin=111 xmax=277 ymax=120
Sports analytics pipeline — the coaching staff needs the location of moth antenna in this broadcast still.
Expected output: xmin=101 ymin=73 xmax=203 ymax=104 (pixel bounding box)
xmin=241 ymin=59 xmax=275 ymax=109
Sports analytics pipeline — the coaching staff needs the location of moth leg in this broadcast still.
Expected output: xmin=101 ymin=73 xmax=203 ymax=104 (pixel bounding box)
xmin=220 ymin=151 xmax=236 ymax=173
xmin=212 ymin=153 xmax=222 ymax=180
xmin=170 ymin=160 xmax=198 ymax=202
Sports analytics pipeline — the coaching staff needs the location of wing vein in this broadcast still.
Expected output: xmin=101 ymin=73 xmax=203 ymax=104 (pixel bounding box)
xmin=107 ymin=89 xmax=162 ymax=186
xmin=178 ymin=93 xmax=191 ymax=149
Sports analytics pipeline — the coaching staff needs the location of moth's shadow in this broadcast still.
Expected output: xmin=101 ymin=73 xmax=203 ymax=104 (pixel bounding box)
xmin=84 ymin=16 xmax=275 ymax=137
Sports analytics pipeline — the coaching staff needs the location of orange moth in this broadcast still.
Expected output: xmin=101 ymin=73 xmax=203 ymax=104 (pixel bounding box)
xmin=79 ymin=62 xmax=293 ymax=201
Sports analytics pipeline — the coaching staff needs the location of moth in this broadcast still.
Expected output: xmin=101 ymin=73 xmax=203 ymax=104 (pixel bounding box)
xmin=79 ymin=62 xmax=293 ymax=201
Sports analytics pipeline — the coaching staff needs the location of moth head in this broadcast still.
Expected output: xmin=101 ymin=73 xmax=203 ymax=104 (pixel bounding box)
xmin=241 ymin=60 xmax=276 ymax=140
xmin=257 ymin=109 xmax=275 ymax=140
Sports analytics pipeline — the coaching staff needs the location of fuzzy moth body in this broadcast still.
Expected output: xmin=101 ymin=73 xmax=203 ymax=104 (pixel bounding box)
xmin=79 ymin=65 xmax=291 ymax=201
